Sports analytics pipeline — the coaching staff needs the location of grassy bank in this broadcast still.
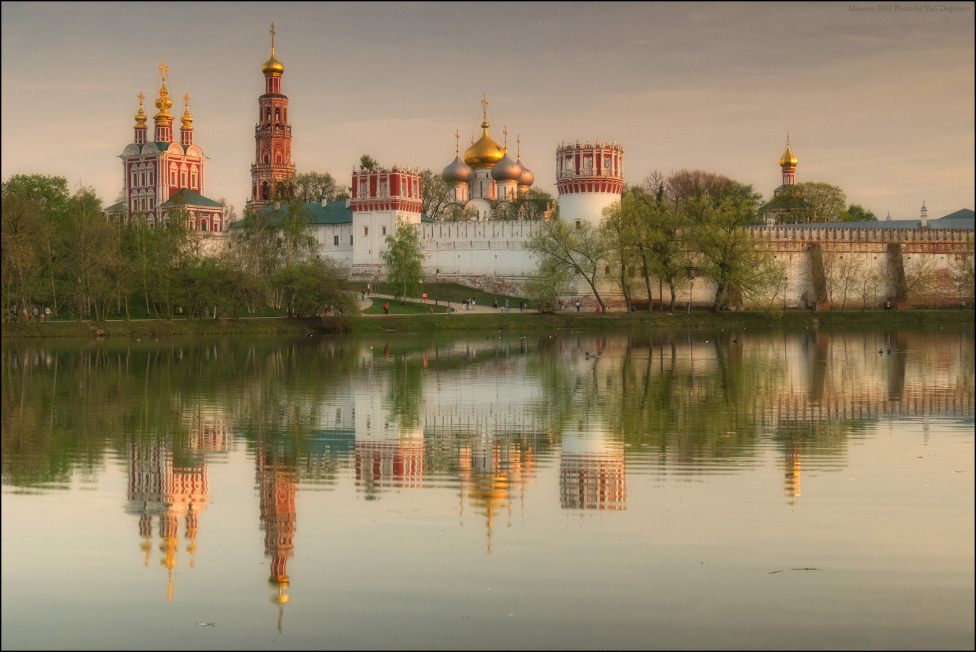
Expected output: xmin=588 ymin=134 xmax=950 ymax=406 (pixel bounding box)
xmin=3 ymin=308 xmax=972 ymax=339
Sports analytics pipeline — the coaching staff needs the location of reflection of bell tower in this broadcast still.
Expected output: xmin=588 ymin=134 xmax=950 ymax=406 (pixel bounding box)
xmin=458 ymin=436 xmax=535 ymax=554
xmin=784 ymin=449 xmax=802 ymax=507
xmin=354 ymin=427 xmax=425 ymax=497
xmin=125 ymin=439 xmax=211 ymax=602
xmin=256 ymin=448 xmax=297 ymax=633
xmin=559 ymin=433 xmax=626 ymax=511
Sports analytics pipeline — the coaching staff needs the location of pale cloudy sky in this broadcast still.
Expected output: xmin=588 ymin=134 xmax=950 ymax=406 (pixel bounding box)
xmin=2 ymin=1 xmax=973 ymax=220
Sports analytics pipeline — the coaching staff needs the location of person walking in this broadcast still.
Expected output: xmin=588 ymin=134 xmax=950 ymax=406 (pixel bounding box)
xmin=383 ymin=302 xmax=389 ymax=315
xmin=575 ymin=300 xmax=581 ymax=312
xmin=504 ymin=299 xmax=509 ymax=312
xmin=493 ymin=298 xmax=498 ymax=309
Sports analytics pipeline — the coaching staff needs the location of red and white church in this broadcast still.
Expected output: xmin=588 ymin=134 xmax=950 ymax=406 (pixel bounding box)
xmin=106 ymin=61 xmax=225 ymax=232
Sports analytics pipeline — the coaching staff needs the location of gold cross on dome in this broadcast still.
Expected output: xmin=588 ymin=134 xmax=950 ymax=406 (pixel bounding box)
xmin=481 ymin=92 xmax=487 ymax=121
xmin=503 ymin=125 xmax=508 ymax=148
xmin=454 ymin=129 xmax=460 ymax=154
xmin=183 ymin=93 xmax=190 ymax=109
xmin=137 ymin=91 xmax=144 ymax=107
xmin=270 ymin=22 xmax=276 ymax=49
xmin=159 ymin=61 xmax=168 ymax=80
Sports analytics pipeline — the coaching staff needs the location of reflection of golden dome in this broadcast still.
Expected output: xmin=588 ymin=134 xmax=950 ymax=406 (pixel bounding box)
xmin=464 ymin=122 xmax=504 ymax=167
xmin=779 ymin=137 xmax=797 ymax=167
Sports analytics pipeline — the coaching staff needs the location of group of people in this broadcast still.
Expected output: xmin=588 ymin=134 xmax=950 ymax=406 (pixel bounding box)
xmin=9 ymin=306 xmax=51 ymax=322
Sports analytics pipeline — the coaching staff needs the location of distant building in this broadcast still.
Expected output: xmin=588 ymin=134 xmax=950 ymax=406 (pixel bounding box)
xmin=760 ymin=134 xmax=812 ymax=225
xmin=105 ymin=61 xmax=225 ymax=232
xmin=247 ymin=23 xmax=295 ymax=213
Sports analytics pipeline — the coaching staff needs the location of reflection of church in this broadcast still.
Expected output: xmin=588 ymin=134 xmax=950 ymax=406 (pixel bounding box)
xmin=458 ymin=435 xmax=536 ymax=554
xmin=125 ymin=426 xmax=227 ymax=601
xmin=255 ymin=446 xmax=297 ymax=633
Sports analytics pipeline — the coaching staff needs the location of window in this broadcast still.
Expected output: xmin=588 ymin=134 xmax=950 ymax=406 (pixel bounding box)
xmin=575 ymin=220 xmax=582 ymax=229
xmin=275 ymin=108 xmax=280 ymax=122
xmin=334 ymin=235 xmax=339 ymax=246
xmin=381 ymin=226 xmax=387 ymax=235
xmin=364 ymin=226 xmax=369 ymax=236
xmin=201 ymin=221 xmax=208 ymax=232
xmin=350 ymin=235 xmax=354 ymax=245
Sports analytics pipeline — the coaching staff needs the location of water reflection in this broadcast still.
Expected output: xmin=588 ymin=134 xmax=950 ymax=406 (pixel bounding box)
xmin=2 ymin=327 xmax=973 ymax=607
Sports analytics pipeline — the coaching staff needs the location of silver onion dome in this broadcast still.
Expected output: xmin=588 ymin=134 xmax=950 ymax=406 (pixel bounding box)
xmin=517 ymin=163 xmax=534 ymax=187
xmin=442 ymin=155 xmax=473 ymax=183
xmin=490 ymin=151 xmax=523 ymax=182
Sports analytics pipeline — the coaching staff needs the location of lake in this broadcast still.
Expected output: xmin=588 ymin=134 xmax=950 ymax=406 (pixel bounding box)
xmin=1 ymin=324 xmax=973 ymax=650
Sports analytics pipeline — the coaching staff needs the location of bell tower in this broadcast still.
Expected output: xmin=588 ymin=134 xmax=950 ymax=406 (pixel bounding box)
xmin=248 ymin=23 xmax=295 ymax=212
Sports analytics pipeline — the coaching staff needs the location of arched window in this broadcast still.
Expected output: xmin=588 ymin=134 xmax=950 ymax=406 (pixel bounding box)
xmin=275 ymin=108 xmax=280 ymax=122
xmin=201 ymin=220 xmax=208 ymax=232
xmin=261 ymin=181 xmax=269 ymax=200
xmin=190 ymin=167 xmax=198 ymax=189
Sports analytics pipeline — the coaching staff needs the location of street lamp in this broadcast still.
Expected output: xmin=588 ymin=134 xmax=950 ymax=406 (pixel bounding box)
xmin=686 ymin=266 xmax=698 ymax=314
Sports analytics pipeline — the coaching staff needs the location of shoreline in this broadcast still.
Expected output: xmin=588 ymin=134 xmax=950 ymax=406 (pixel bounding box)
xmin=2 ymin=308 xmax=972 ymax=339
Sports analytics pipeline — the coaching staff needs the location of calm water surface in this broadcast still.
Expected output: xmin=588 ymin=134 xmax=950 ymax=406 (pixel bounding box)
xmin=1 ymin=325 xmax=973 ymax=650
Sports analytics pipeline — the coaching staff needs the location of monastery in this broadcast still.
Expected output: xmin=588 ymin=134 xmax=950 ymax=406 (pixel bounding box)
xmin=109 ymin=26 xmax=974 ymax=310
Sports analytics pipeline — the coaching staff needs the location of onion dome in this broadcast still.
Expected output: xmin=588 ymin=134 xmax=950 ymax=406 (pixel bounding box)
xmin=464 ymin=121 xmax=504 ymax=168
xmin=491 ymin=150 xmax=523 ymax=182
xmin=779 ymin=133 xmax=797 ymax=167
xmin=180 ymin=94 xmax=193 ymax=130
xmin=154 ymin=62 xmax=173 ymax=119
xmin=262 ymin=23 xmax=284 ymax=76
xmin=134 ymin=92 xmax=147 ymax=128
xmin=443 ymin=155 xmax=473 ymax=184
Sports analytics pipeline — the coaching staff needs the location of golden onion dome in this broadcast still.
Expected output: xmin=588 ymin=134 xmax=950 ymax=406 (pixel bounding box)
xmin=154 ymin=80 xmax=173 ymax=118
xmin=180 ymin=94 xmax=193 ymax=129
xmin=779 ymin=138 xmax=797 ymax=167
xmin=464 ymin=122 xmax=504 ymax=168
xmin=262 ymin=50 xmax=284 ymax=76
xmin=491 ymin=150 xmax=523 ymax=182
xmin=134 ymin=93 xmax=147 ymax=127
xmin=443 ymin=155 xmax=473 ymax=184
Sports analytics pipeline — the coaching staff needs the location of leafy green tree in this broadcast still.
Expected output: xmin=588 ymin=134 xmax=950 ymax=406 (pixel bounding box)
xmin=524 ymin=261 xmax=574 ymax=313
xmin=845 ymin=203 xmax=878 ymax=222
xmin=420 ymin=169 xmax=452 ymax=220
xmin=600 ymin=195 xmax=642 ymax=310
xmin=1 ymin=175 xmax=71 ymax=317
xmin=686 ymin=182 xmax=785 ymax=312
xmin=275 ymin=257 xmax=356 ymax=318
xmin=359 ymin=154 xmax=379 ymax=171
xmin=528 ymin=216 xmax=610 ymax=311
xmin=60 ymin=187 xmax=122 ymax=320
xmin=281 ymin=197 xmax=316 ymax=265
xmin=794 ymin=182 xmax=848 ymax=222
xmin=381 ymin=217 xmax=425 ymax=303
xmin=293 ymin=171 xmax=348 ymax=203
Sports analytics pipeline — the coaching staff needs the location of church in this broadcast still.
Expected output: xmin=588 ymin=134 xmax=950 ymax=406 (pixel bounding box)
xmin=105 ymin=62 xmax=226 ymax=231
xmin=233 ymin=26 xmax=624 ymax=282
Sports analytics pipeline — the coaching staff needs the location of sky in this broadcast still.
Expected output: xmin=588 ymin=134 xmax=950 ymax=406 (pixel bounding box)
xmin=2 ymin=1 xmax=973 ymax=220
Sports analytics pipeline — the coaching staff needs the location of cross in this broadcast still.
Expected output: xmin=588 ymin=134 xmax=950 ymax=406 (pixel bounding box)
xmin=454 ymin=129 xmax=460 ymax=154
xmin=503 ymin=125 xmax=508 ymax=148
xmin=158 ymin=61 xmax=168 ymax=80
xmin=481 ymin=92 xmax=487 ymax=121
xmin=183 ymin=93 xmax=190 ymax=109
xmin=517 ymin=135 xmax=520 ymax=157
xmin=137 ymin=91 xmax=144 ymax=108
xmin=270 ymin=22 xmax=276 ymax=49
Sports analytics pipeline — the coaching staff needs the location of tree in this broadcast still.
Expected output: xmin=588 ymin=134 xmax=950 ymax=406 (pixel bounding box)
xmin=381 ymin=217 xmax=425 ymax=303
xmin=293 ymin=172 xmax=348 ymax=203
xmin=845 ymin=204 xmax=878 ymax=222
xmin=524 ymin=263 xmax=573 ymax=313
xmin=504 ymin=188 xmax=555 ymax=221
xmin=600 ymin=194 xmax=643 ymax=310
xmin=794 ymin=182 xmax=848 ymax=223
xmin=59 ymin=187 xmax=121 ymax=320
xmin=419 ymin=169 xmax=452 ymax=220
xmin=281 ymin=197 xmax=316 ymax=265
xmin=686 ymin=182 xmax=785 ymax=312
xmin=528 ymin=217 xmax=611 ymax=311
xmin=359 ymin=154 xmax=379 ymax=171
xmin=275 ymin=257 xmax=356 ymax=318
xmin=950 ymin=235 xmax=975 ymax=305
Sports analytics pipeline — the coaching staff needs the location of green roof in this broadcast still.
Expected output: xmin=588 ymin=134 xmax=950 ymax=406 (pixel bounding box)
xmin=229 ymin=200 xmax=433 ymax=229
xmin=161 ymin=188 xmax=224 ymax=209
